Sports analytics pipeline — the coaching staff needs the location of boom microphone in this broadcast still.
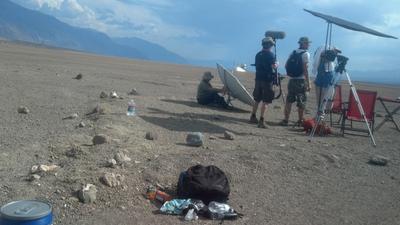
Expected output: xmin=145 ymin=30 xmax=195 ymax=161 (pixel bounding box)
xmin=265 ymin=31 xmax=286 ymax=40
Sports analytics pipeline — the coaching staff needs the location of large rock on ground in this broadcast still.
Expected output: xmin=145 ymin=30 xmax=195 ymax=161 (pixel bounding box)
xmin=101 ymin=173 xmax=124 ymax=187
xmin=186 ymin=132 xmax=204 ymax=147
xmin=145 ymin=131 xmax=158 ymax=141
xmin=92 ymin=134 xmax=109 ymax=145
xmin=18 ymin=106 xmax=29 ymax=114
xmin=224 ymin=131 xmax=235 ymax=140
xmin=78 ymin=184 xmax=97 ymax=203
xmin=368 ymin=155 xmax=389 ymax=166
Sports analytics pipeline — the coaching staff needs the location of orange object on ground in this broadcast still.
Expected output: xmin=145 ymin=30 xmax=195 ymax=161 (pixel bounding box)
xmin=146 ymin=186 xmax=172 ymax=203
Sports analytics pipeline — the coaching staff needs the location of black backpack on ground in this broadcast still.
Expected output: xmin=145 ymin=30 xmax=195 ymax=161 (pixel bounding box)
xmin=177 ymin=165 xmax=230 ymax=204
xmin=285 ymin=50 xmax=305 ymax=77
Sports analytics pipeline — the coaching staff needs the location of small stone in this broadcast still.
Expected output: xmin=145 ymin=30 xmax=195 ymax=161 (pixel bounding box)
xmin=29 ymin=174 xmax=41 ymax=181
xmin=101 ymin=173 xmax=124 ymax=187
xmin=78 ymin=184 xmax=97 ymax=203
xmin=209 ymin=136 xmax=217 ymax=140
xmin=100 ymin=91 xmax=108 ymax=98
xmin=145 ymin=132 xmax=158 ymax=141
xmin=224 ymin=131 xmax=235 ymax=140
xmin=92 ymin=134 xmax=109 ymax=145
xmin=39 ymin=164 xmax=59 ymax=172
xmin=93 ymin=105 xmax=106 ymax=115
xmin=186 ymin=132 xmax=204 ymax=147
xmin=78 ymin=122 xmax=86 ymax=128
xmin=106 ymin=158 xmax=117 ymax=168
xmin=114 ymin=151 xmax=131 ymax=164
xmin=110 ymin=91 xmax=119 ymax=98
xmin=63 ymin=113 xmax=78 ymax=120
xmin=368 ymin=155 xmax=389 ymax=166
xmin=18 ymin=106 xmax=29 ymax=114
xmin=74 ymin=73 xmax=83 ymax=80
xmin=128 ymin=88 xmax=139 ymax=96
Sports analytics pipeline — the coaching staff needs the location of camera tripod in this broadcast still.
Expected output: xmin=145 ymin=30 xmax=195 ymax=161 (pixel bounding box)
xmin=308 ymin=69 xmax=377 ymax=146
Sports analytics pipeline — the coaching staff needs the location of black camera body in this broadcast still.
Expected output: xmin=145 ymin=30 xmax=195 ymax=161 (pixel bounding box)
xmin=335 ymin=55 xmax=349 ymax=73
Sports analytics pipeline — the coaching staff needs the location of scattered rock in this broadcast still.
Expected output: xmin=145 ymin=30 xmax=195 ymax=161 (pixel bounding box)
xmin=63 ymin=113 xmax=78 ymax=120
xmin=100 ymin=91 xmax=108 ymax=98
xmin=368 ymin=155 xmax=389 ymax=166
xmin=110 ymin=91 xmax=119 ymax=98
xmin=224 ymin=131 xmax=235 ymax=140
xmin=186 ymin=132 xmax=204 ymax=147
xmin=92 ymin=134 xmax=109 ymax=145
xmin=114 ymin=151 xmax=131 ymax=164
xmin=74 ymin=73 xmax=83 ymax=80
xmin=66 ymin=145 xmax=84 ymax=158
xmin=18 ymin=106 xmax=29 ymax=114
xmin=101 ymin=173 xmax=124 ymax=187
xmin=92 ymin=105 xmax=106 ymax=115
xmin=28 ymin=174 xmax=41 ymax=181
xmin=78 ymin=122 xmax=86 ymax=128
xmin=31 ymin=164 xmax=59 ymax=174
xmin=106 ymin=159 xmax=117 ymax=168
xmin=209 ymin=135 xmax=217 ymax=140
xmin=145 ymin=131 xmax=158 ymax=141
xmin=128 ymin=88 xmax=139 ymax=96
xmin=78 ymin=184 xmax=97 ymax=204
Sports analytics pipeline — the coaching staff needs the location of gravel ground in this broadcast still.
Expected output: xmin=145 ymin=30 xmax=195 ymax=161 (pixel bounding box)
xmin=0 ymin=41 xmax=399 ymax=225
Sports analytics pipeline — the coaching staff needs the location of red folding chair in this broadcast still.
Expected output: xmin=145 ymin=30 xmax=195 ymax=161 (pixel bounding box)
xmin=329 ymin=85 xmax=343 ymax=126
xmin=340 ymin=89 xmax=377 ymax=136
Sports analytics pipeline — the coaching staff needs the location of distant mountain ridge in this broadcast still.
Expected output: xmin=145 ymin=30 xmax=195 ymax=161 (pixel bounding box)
xmin=113 ymin=37 xmax=187 ymax=64
xmin=0 ymin=0 xmax=186 ymax=64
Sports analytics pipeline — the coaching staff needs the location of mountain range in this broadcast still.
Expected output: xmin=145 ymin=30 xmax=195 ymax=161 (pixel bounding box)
xmin=0 ymin=0 xmax=186 ymax=64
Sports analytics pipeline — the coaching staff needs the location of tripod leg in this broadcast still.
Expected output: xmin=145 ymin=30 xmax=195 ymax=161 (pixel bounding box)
xmin=344 ymin=72 xmax=377 ymax=146
xmin=308 ymin=72 xmax=342 ymax=142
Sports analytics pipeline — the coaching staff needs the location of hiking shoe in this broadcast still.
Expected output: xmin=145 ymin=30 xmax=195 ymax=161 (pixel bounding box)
xmin=293 ymin=119 xmax=304 ymax=127
xmin=249 ymin=114 xmax=258 ymax=124
xmin=257 ymin=118 xmax=267 ymax=129
xmin=279 ymin=119 xmax=289 ymax=126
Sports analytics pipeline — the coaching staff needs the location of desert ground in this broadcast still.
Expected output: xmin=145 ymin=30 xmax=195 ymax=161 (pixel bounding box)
xmin=0 ymin=41 xmax=399 ymax=225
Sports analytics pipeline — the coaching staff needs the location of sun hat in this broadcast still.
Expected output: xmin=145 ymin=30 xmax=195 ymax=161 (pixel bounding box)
xmin=298 ymin=37 xmax=311 ymax=44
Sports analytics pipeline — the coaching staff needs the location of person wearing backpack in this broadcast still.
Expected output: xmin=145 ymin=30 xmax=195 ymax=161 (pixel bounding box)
xmin=249 ymin=36 xmax=278 ymax=128
xmin=280 ymin=37 xmax=312 ymax=126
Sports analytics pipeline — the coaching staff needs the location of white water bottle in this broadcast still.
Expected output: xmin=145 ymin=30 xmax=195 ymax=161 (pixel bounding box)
xmin=127 ymin=99 xmax=136 ymax=116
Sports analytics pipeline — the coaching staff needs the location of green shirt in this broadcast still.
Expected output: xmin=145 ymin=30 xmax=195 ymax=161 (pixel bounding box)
xmin=197 ymin=80 xmax=218 ymax=100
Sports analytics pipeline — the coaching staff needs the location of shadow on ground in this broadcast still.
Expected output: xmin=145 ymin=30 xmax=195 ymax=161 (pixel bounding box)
xmin=161 ymin=99 xmax=251 ymax=113
xmin=141 ymin=107 xmax=253 ymax=135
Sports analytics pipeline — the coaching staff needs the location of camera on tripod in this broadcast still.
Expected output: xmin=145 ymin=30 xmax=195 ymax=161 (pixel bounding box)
xmin=335 ymin=54 xmax=349 ymax=73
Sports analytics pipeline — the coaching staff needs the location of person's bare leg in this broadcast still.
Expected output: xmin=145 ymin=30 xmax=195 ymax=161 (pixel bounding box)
xmin=252 ymin=102 xmax=259 ymax=115
xmin=250 ymin=102 xmax=259 ymax=123
xmin=298 ymin=107 xmax=304 ymax=122
xmin=260 ymin=102 xmax=266 ymax=119
xmin=258 ymin=102 xmax=267 ymax=128
xmin=284 ymin=102 xmax=292 ymax=121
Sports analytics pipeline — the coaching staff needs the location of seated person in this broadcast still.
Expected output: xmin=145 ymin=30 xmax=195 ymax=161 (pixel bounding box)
xmin=197 ymin=71 xmax=229 ymax=108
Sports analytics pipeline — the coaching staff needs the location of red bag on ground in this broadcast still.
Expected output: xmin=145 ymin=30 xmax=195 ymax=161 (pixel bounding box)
xmin=303 ymin=118 xmax=332 ymax=136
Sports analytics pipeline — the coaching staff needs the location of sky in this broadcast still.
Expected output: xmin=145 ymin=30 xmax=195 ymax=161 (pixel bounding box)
xmin=10 ymin=0 xmax=400 ymax=72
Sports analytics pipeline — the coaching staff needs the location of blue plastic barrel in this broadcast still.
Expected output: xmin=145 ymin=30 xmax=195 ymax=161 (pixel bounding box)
xmin=0 ymin=200 xmax=53 ymax=225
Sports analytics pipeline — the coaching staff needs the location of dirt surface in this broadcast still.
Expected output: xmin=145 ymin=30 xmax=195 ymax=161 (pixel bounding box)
xmin=0 ymin=41 xmax=399 ymax=225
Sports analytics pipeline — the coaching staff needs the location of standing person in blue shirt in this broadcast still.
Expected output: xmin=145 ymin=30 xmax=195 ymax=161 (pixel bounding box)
xmin=249 ymin=37 xmax=278 ymax=128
